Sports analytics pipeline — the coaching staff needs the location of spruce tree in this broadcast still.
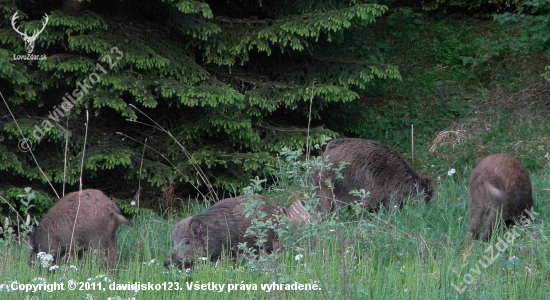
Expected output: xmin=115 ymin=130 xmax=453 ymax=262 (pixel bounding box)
xmin=0 ymin=0 xmax=399 ymax=211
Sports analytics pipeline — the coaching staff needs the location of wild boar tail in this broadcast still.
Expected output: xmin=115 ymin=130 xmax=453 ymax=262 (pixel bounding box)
xmin=114 ymin=213 xmax=128 ymax=225
xmin=108 ymin=205 xmax=128 ymax=225
xmin=484 ymin=181 xmax=507 ymax=204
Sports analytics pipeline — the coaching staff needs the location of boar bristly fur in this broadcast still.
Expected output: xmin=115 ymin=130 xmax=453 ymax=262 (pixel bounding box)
xmin=468 ymin=154 xmax=533 ymax=241
xmin=29 ymin=189 xmax=127 ymax=267
xmin=165 ymin=195 xmax=279 ymax=269
xmin=314 ymin=138 xmax=433 ymax=212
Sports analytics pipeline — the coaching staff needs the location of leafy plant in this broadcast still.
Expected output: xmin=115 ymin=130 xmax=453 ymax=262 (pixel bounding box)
xmin=0 ymin=187 xmax=37 ymax=246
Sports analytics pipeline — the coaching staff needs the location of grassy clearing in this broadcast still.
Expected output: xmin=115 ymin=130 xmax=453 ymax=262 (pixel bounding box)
xmin=426 ymin=95 xmax=550 ymax=178
xmin=0 ymin=170 xmax=549 ymax=299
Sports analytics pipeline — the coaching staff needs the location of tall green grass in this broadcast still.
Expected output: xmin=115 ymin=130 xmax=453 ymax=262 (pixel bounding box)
xmin=1 ymin=170 xmax=548 ymax=299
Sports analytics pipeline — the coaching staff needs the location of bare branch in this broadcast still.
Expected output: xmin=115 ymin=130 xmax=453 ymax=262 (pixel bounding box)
xmin=215 ymin=16 xmax=269 ymax=25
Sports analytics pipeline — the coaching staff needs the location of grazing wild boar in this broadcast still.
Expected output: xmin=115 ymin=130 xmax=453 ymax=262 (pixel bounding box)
xmin=29 ymin=189 xmax=127 ymax=267
xmin=314 ymin=138 xmax=433 ymax=212
xmin=164 ymin=195 xmax=279 ymax=269
xmin=468 ymin=154 xmax=533 ymax=241
xmin=279 ymin=200 xmax=310 ymax=223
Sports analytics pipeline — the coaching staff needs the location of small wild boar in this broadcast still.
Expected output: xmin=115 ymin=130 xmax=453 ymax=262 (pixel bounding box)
xmin=29 ymin=189 xmax=127 ymax=267
xmin=279 ymin=200 xmax=310 ymax=223
xmin=314 ymin=138 xmax=433 ymax=212
xmin=468 ymin=154 xmax=533 ymax=241
xmin=164 ymin=195 xmax=279 ymax=269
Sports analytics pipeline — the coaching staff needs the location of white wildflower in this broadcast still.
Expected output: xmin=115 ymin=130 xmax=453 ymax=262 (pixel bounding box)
xmin=37 ymin=252 xmax=54 ymax=267
xmin=32 ymin=277 xmax=47 ymax=283
xmin=49 ymin=265 xmax=59 ymax=271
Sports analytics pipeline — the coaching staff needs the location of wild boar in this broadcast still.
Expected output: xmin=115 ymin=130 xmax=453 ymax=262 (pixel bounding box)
xmin=313 ymin=138 xmax=433 ymax=212
xmin=164 ymin=195 xmax=279 ymax=269
xmin=29 ymin=189 xmax=127 ymax=267
xmin=279 ymin=200 xmax=310 ymax=223
xmin=468 ymin=154 xmax=533 ymax=241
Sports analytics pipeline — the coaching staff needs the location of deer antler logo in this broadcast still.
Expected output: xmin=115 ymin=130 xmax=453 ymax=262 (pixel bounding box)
xmin=11 ymin=11 xmax=49 ymax=54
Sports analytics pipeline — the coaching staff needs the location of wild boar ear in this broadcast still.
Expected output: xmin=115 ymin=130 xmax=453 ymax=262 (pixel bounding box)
xmin=30 ymin=223 xmax=38 ymax=238
xmin=189 ymin=218 xmax=204 ymax=236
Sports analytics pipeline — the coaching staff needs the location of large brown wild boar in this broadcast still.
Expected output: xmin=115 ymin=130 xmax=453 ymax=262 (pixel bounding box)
xmin=314 ymin=138 xmax=433 ymax=212
xmin=164 ymin=195 xmax=279 ymax=269
xmin=468 ymin=154 xmax=533 ymax=241
xmin=29 ymin=189 xmax=127 ymax=267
